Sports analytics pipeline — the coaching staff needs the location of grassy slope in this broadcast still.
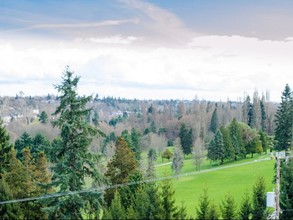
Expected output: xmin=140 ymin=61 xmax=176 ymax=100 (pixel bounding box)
xmin=155 ymin=155 xmax=275 ymax=217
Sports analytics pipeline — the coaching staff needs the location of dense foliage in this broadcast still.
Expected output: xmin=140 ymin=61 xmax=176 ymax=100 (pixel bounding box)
xmin=274 ymin=84 xmax=293 ymax=151
xmin=1 ymin=70 xmax=293 ymax=219
xmin=44 ymin=67 xmax=103 ymax=219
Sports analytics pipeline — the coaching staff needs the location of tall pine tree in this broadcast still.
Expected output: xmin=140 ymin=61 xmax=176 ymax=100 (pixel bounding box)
xmin=229 ymin=118 xmax=245 ymax=160
xmin=252 ymin=176 xmax=266 ymax=220
xmin=207 ymin=129 xmax=225 ymax=164
xmin=274 ymin=84 xmax=293 ymax=151
xmin=0 ymin=117 xmax=13 ymax=176
xmin=179 ymin=123 xmax=193 ymax=156
xmin=209 ymin=107 xmax=219 ymax=133
xmin=45 ymin=67 xmax=103 ymax=219
xmin=260 ymin=98 xmax=266 ymax=132
xmin=280 ymin=159 xmax=293 ymax=220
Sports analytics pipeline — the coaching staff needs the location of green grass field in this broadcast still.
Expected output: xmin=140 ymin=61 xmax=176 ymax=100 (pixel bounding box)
xmin=86 ymin=150 xmax=275 ymax=218
xmin=154 ymin=154 xmax=275 ymax=217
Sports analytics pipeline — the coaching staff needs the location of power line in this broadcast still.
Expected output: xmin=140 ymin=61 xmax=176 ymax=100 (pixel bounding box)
xmin=0 ymin=158 xmax=271 ymax=205
xmin=0 ymin=173 xmax=177 ymax=205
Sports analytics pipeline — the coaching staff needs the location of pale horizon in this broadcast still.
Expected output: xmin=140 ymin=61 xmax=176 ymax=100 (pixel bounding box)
xmin=1 ymin=0 xmax=293 ymax=102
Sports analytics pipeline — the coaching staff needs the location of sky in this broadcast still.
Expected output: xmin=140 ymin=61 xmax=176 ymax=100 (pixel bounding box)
xmin=0 ymin=0 xmax=293 ymax=102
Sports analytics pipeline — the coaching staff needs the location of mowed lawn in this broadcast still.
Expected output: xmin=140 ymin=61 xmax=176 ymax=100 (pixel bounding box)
xmin=155 ymin=156 xmax=275 ymax=217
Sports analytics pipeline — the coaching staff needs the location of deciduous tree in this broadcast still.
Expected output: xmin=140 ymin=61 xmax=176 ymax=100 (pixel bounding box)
xmin=171 ymin=145 xmax=184 ymax=176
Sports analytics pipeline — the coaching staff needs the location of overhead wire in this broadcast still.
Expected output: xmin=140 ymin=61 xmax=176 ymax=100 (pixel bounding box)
xmin=0 ymin=158 xmax=273 ymax=205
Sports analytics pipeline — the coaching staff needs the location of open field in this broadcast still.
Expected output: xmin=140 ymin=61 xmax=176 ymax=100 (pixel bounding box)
xmin=155 ymin=154 xmax=275 ymax=217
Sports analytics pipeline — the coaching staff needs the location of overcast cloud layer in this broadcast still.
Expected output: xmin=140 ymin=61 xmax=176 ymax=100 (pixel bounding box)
xmin=0 ymin=0 xmax=292 ymax=102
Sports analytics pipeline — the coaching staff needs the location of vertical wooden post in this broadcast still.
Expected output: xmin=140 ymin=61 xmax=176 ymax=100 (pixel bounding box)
xmin=276 ymin=156 xmax=280 ymax=219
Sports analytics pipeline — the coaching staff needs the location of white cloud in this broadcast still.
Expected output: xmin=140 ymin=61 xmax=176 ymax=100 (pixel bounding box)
xmin=119 ymin=0 xmax=198 ymax=44
xmin=21 ymin=18 xmax=140 ymax=30
xmin=0 ymin=34 xmax=293 ymax=102
xmin=78 ymin=35 xmax=140 ymax=45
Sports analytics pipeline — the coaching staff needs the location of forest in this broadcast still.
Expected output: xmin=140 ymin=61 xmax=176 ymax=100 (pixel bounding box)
xmin=1 ymin=67 xmax=293 ymax=219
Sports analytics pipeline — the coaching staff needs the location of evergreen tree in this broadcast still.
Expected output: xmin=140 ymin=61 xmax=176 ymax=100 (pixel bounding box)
xmin=280 ymin=159 xmax=293 ymax=220
xmin=130 ymin=128 xmax=142 ymax=160
xmin=148 ymin=148 xmax=157 ymax=161
xmin=21 ymin=148 xmax=48 ymax=219
xmin=104 ymin=137 xmax=139 ymax=206
xmin=39 ymin=111 xmax=48 ymax=124
xmin=131 ymin=186 xmax=150 ymax=219
xmin=248 ymin=102 xmax=253 ymax=127
xmin=15 ymin=133 xmax=50 ymax=160
xmin=252 ymin=176 xmax=266 ymax=220
xmin=174 ymin=202 xmax=188 ymax=219
xmin=179 ymin=123 xmax=193 ymax=156
xmin=260 ymin=99 xmax=266 ymax=131
xmin=274 ymin=84 xmax=293 ymax=151
xmin=32 ymin=133 xmax=51 ymax=158
xmin=209 ymin=107 xmax=219 ymax=133
xmin=0 ymin=177 xmax=23 ymax=219
xmin=125 ymin=205 xmax=138 ymax=220
xmin=220 ymin=126 xmax=235 ymax=161
xmin=115 ymin=172 xmax=143 ymax=211
xmin=4 ymin=149 xmax=33 ymax=199
xmin=259 ymin=130 xmax=269 ymax=154
xmin=242 ymin=95 xmax=251 ymax=125
xmin=220 ymin=193 xmax=237 ymax=220
xmin=121 ymin=129 xmax=141 ymax=160
xmin=92 ymin=109 xmax=99 ymax=126
xmin=145 ymin=183 xmax=164 ymax=219
xmin=206 ymin=200 xmax=220 ymax=220
xmin=229 ymin=118 xmax=245 ymax=160
xmin=33 ymin=151 xmax=52 ymax=195
xmin=45 ymin=67 xmax=103 ymax=219
xmin=171 ymin=145 xmax=184 ymax=176
xmin=14 ymin=132 xmax=32 ymax=160
xmin=207 ymin=129 xmax=225 ymax=164
xmin=103 ymin=191 xmax=126 ymax=220
xmin=3 ymin=148 xmax=47 ymax=219
xmin=161 ymin=179 xmax=178 ymax=219
xmin=238 ymin=191 xmax=252 ymax=220
xmin=0 ymin=118 xmax=13 ymax=176
xmin=196 ymin=188 xmax=210 ymax=220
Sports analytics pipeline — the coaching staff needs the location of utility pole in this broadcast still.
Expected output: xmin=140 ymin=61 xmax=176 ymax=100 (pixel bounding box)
xmin=276 ymin=156 xmax=280 ymax=219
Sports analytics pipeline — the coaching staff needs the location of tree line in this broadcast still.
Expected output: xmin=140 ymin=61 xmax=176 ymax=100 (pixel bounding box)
xmin=1 ymin=67 xmax=293 ymax=219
